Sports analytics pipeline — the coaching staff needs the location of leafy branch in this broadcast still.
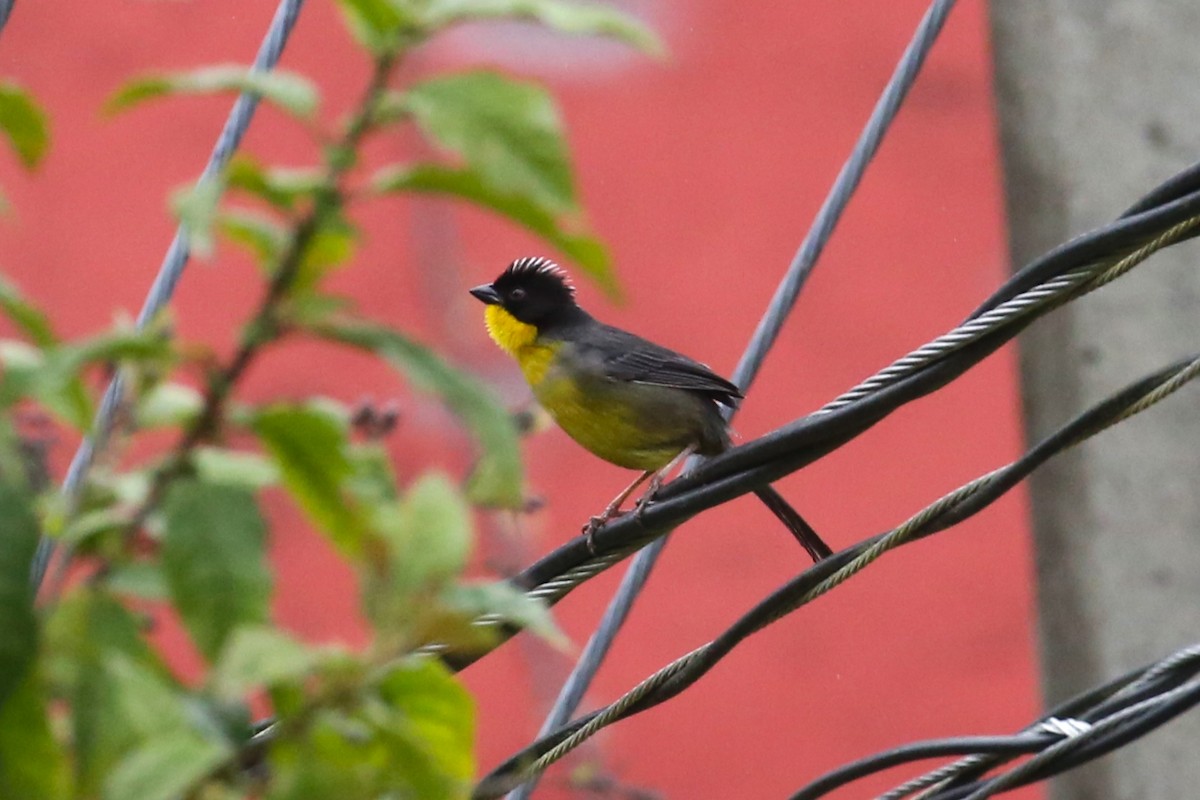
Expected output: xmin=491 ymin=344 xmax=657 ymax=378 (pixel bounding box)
xmin=0 ymin=1 xmax=661 ymax=798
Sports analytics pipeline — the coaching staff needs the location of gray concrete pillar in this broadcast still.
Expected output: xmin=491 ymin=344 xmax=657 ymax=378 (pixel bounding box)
xmin=988 ymin=4 xmax=1200 ymax=799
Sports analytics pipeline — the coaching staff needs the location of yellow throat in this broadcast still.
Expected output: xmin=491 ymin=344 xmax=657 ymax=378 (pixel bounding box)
xmin=484 ymin=304 xmax=537 ymax=356
xmin=484 ymin=304 xmax=555 ymax=385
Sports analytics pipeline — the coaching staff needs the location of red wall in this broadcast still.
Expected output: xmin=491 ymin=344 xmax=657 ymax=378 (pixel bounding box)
xmin=0 ymin=2 xmax=1039 ymax=798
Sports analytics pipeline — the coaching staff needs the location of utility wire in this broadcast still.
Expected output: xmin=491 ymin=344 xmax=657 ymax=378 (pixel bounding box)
xmin=435 ymin=165 xmax=1200 ymax=678
xmin=472 ymin=348 xmax=1200 ymax=798
xmin=0 ymin=0 xmax=14 ymax=36
xmin=788 ymin=644 xmax=1200 ymax=800
xmin=28 ymin=0 xmax=309 ymax=591
xmin=502 ymin=4 xmax=959 ymax=797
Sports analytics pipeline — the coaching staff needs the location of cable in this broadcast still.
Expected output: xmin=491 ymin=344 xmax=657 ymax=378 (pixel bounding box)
xmin=29 ymin=0 xmax=309 ymax=591
xmin=787 ymin=733 xmax=1050 ymax=800
xmin=471 ymin=352 xmax=1200 ymax=797
xmin=501 ymin=4 xmax=960 ymax=796
xmin=0 ymin=0 xmax=14 ymax=36
xmin=790 ymin=643 xmax=1200 ymax=799
xmin=440 ymin=172 xmax=1200 ymax=676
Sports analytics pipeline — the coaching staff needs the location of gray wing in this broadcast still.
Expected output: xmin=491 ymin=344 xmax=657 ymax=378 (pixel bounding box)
xmin=581 ymin=324 xmax=743 ymax=407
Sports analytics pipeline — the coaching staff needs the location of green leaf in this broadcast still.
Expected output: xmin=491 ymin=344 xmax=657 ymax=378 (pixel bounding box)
xmin=219 ymin=208 xmax=287 ymax=266
xmin=5 ymin=328 xmax=169 ymax=430
xmin=226 ymin=156 xmax=324 ymax=212
xmin=295 ymin=214 xmax=357 ymax=292
xmin=404 ymin=70 xmax=577 ymax=214
xmin=162 ymin=480 xmax=273 ymax=661
xmin=193 ymin=446 xmax=280 ymax=489
xmin=253 ymin=405 xmax=371 ymax=558
xmin=444 ymin=580 xmax=568 ymax=649
xmin=374 ymin=657 xmax=475 ymax=796
xmin=0 ymin=83 xmax=50 ymax=170
xmin=105 ymin=562 xmax=168 ymax=601
xmin=106 ymin=65 xmax=319 ymax=120
xmin=346 ymin=442 xmax=401 ymax=507
xmin=0 ymin=275 xmax=57 ymax=346
xmin=104 ymin=733 xmax=229 ymax=800
xmin=0 ymin=671 xmax=68 ymax=800
xmin=134 ymin=381 xmax=202 ymax=428
xmin=60 ymin=506 xmax=128 ymax=548
xmin=43 ymin=589 xmax=170 ymax=797
xmin=334 ymin=0 xmax=421 ymax=53
xmin=211 ymin=627 xmax=319 ymax=701
xmin=374 ymin=163 xmax=617 ymax=296
xmin=171 ymin=177 xmax=225 ymax=259
xmin=98 ymin=656 xmax=242 ymax=800
xmin=314 ymin=320 xmax=523 ymax=508
xmin=426 ymin=0 xmax=663 ymax=54
xmin=385 ymin=473 xmax=471 ymax=593
xmin=269 ymin=658 xmax=474 ymax=800
xmin=0 ymin=483 xmax=38 ymax=709
xmin=0 ymin=280 xmax=93 ymax=425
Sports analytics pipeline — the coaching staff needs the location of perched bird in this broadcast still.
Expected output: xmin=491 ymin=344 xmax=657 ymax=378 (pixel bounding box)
xmin=470 ymin=256 xmax=831 ymax=561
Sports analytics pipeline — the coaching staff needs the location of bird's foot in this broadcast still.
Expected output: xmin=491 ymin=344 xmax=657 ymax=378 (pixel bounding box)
xmin=632 ymin=474 xmax=667 ymax=523
xmin=582 ymin=508 xmax=627 ymax=553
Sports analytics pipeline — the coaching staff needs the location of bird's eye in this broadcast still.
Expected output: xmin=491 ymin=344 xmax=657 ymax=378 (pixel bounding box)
xmin=509 ymin=288 xmax=526 ymax=301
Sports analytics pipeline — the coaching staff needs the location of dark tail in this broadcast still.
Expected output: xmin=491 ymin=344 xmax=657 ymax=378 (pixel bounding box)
xmin=753 ymin=486 xmax=833 ymax=563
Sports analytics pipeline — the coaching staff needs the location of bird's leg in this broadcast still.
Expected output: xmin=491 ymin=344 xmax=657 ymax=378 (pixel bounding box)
xmin=633 ymin=445 xmax=697 ymax=521
xmin=583 ymin=469 xmax=653 ymax=552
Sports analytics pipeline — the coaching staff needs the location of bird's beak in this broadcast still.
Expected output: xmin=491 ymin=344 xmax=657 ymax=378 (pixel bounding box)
xmin=470 ymin=284 xmax=501 ymax=305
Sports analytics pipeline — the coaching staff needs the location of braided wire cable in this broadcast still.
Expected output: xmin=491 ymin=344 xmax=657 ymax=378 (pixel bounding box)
xmin=1107 ymin=644 xmax=1200 ymax=704
xmin=502 ymin=5 xmax=959 ymax=795
xmin=527 ymin=647 xmax=701 ymax=775
xmin=472 ymin=351 xmax=1200 ymax=797
xmin=734 ymin=0 xmax=957 ymax=390
xmin=457 ymin=206 xmax=1200 ymax=675
xmin=431 ymin=199 xmax=1200 ymax=684
xmin=29 ymin=0 xmax=309 ymax=590
xmin=503 ymin=535 xmax=672 ymax=799
xmin=799 ymin=644 xmax=1200 ymax=800
xmin=769 ymin=354 xmax=1200 ymax=629
xmin=956 ymin=678 xmax=1200 ymax=800
xmin=886 ymin=754 xmax=994 ymax=800
xmin=819 ymin=214 xmax=1200 ymax=415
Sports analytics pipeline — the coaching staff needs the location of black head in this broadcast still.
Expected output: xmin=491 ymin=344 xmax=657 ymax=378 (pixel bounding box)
xmin=470 ymin=257 xmax=582 ymax=326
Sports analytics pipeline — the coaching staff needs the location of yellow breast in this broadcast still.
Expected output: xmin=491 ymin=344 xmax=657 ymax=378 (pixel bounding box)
xmin=481 ymin=304 xmax=697 ymax=471
xmin=484 ymin=304 xmax=556 ymax=385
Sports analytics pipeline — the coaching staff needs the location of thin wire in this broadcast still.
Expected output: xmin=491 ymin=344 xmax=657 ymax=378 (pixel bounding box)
xmin=735 ymin=0 xmax=957 ymax=391
xmin=473 ymin=349 xmax=1200 ymax=796
xmin=880 ymin=644 xmax=1200 ymax=800
xmin=29 ymin=0 xmax=309 ymax=591
xmin=957 ymin=678 xmax=1200 ymax=800
xmin=454 ymin=190 xmax=1200 ymax=681
xmin=0 ymin=0 xmax=14 ymax=36
xmin=504 ymin=2 xmax=958 ymax=797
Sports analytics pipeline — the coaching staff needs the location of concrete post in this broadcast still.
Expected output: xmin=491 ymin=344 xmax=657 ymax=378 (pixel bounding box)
xmin=988 ymin=5 xmax=1200 ymax=798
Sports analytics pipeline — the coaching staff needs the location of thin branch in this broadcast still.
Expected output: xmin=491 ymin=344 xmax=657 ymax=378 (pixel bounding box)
xmin=47 ymin=49 xmax=401 ymax=600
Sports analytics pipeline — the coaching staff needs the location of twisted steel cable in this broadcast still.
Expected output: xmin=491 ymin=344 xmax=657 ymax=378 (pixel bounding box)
xmin=820 ymin=214 xmax=1200 ymax=415
xmin=789 ymin=644 xmax=1200 ymax=799
xmin=472 ymin=350 xmax=1200 ymax=797
xmin=460 ymin=205 xmax=1200 ymax=673
xmin=29 ymin=0 xmax=309 ymax=590
xmin=502 ymin=5 xmax=959 ymax=795
xmin=953 ymin=678 xmax=1200 ymax=800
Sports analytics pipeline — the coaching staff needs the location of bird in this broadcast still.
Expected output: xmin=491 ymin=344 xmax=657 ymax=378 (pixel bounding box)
xmin=469 ymin=256 xmax=831 ymax=562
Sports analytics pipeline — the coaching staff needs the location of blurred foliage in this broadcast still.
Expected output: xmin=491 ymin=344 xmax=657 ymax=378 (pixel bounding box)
xmin=0 ymin=0 xmax=658 ymax=797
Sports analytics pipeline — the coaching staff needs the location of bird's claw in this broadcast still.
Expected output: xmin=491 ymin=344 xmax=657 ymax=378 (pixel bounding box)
xmin=633 ymin=477 xmax=665 ymax=522
xmin=582 ymin=509 xmax=626 ymax=553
